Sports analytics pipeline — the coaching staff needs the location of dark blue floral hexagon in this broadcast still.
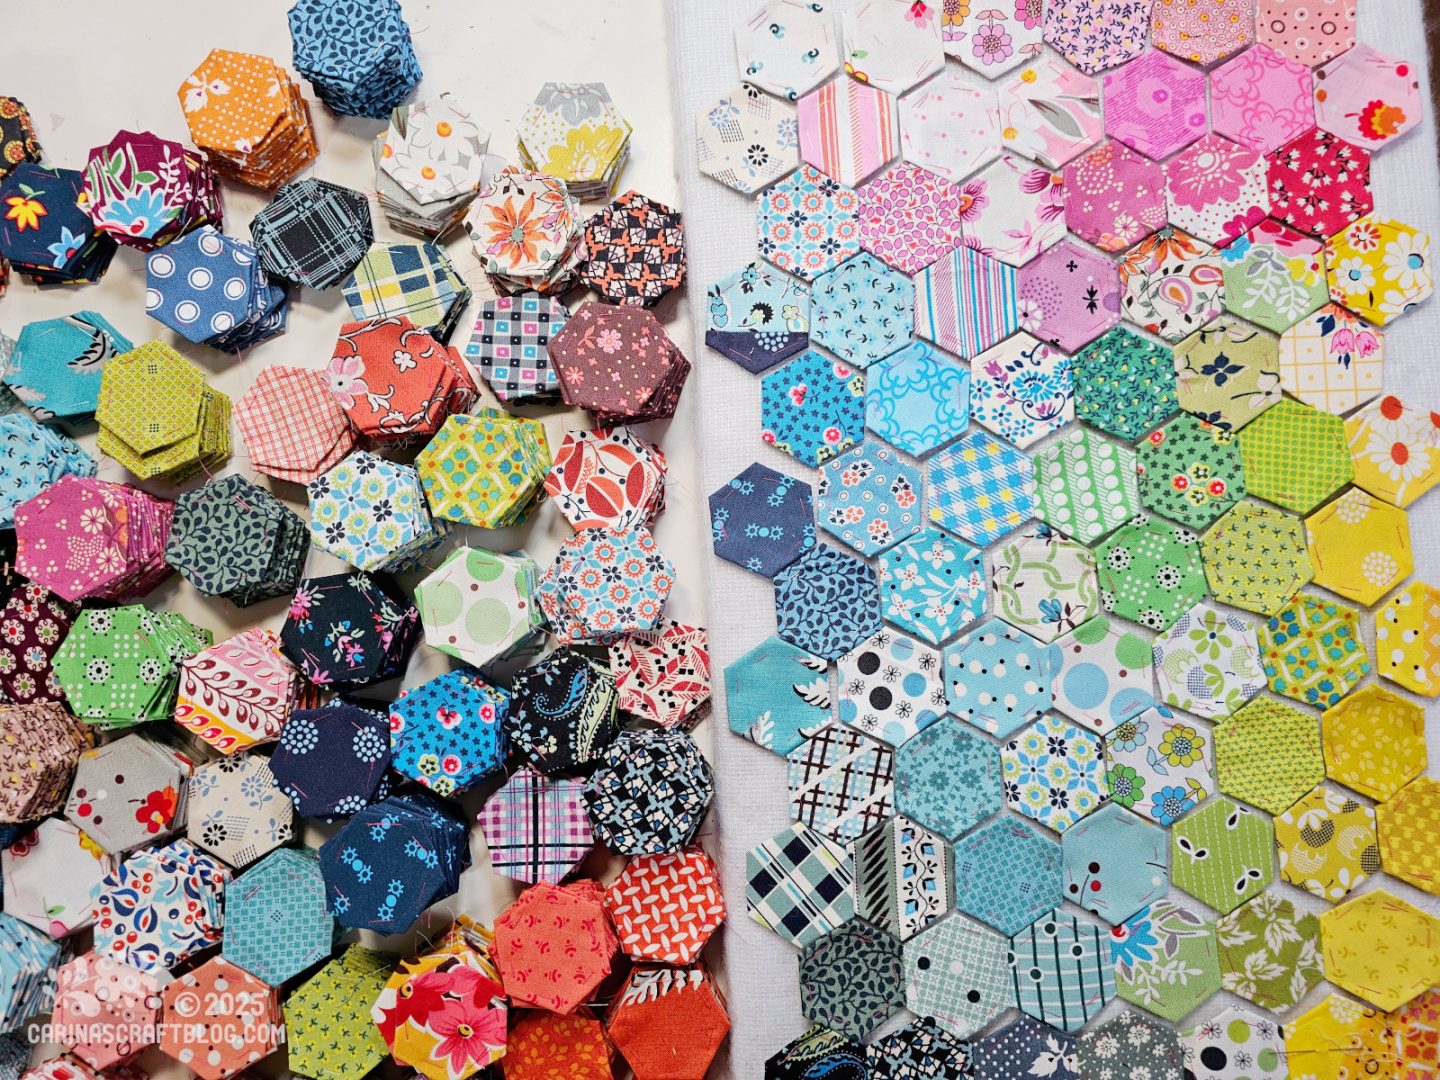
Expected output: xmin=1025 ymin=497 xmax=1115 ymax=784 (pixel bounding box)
xmin=709 ymin=461 xmax=815 ymax=578
xmin=761 ymin=349 xmax=867 ymax=468
xmin=775 ymin=544 xmax=882 ymax=661
xmin=810 ymin=252 xmax=914 ymax=369
xmin=815 ymin=442 xmax=923 ymax=557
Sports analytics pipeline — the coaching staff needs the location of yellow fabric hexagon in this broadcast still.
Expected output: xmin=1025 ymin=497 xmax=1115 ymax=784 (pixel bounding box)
xmin=1323 ymin=684 xmax=1427 ymax=801
xmin=1305 ymin=488 xmax=1412 ymax=607
xmin=1324 ymin=216 xmax=1434 ymax=327
xmin=1345 ymin=394 xmax=1440 ymax=508
xmin=1283 ymin=994 xmax=1399 ymax=1079
xmin=1378 ymin=776 xmax=1440 ymax=896
xmin=1376 ymin=581 xmax=1440 ymax=698
xmin=1213 ymin=696 xmax=1324 ymax=815
xmin=1238 ymin=399 xmax=1353 ymax=514
xmin=1320 ymin=889 xmax=1440 ymax=1012
xmin=1275 ymin=785 xmax=1379 ymax=902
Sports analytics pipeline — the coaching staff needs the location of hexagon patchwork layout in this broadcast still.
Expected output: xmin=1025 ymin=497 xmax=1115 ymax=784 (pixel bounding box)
xmin=1320 ymin=889 xmax=1440 ymax=1012
xmin=709 ymin=462 xmax=815 ymax=579
xmin=1137 ymin=415 xmax=1245 ymax=531
xmin=1216 ymin=891 xmax=1322 ymax=1011
xmin=1072 ymin=326 xmax=1178 ymax=441
xmin=1151 ymin=0 xmax=1254 ymax=66
xmin=1306 ymin=487 xmax=1411 ymax=607
xmin=1164 ymin=135 xmax=1270 ymax=247
xmin=914 ymin=244 xmax=1019 ymax=361
xmin=991 ymin=529 xmax=1100 ymax=644
xmin=953 ymin=816 xmax=1062 ymax=936
xmin=1323 ymin=684 xmax=1426 ymax=802
xmin=943 ymin=616 xmax=1056 ymax=738
xmin=1106 ymin=706 xmax=1216 ymax=827
xmin=1275 ymin=785 xmax=1378 ymax=902
xmin=1199 ymin=502 xmax=1313 ymax=617
xmin=1258 ymin=592 xmax=1370 ymax=709
xmin=1095 ymin=517 xmax=1208 ymax=633
xmin=1043 ymin=0 xmax=1150 ymax=74
xmin=1313 ymin=44 xmax=1422 ymax=153
xmin=774 ymin=544 xmax=882 ymax=661
xmin=928 ymin=431 xmax=1035 ymax=547
xmin=1153 ymin=602 xmax=1265 ymax=720
xmin=756 ymin=165 xmax=860 ymax=281
xmin=1376 ymin=581 xmax=1440 ymax=698
xmin=1120 ymin=228 xmax=1227 ymax=344
xmin=997 ymin=57 xmax=1104 ymax=170
xmin=735 ymin=0 xmax=839 ymax=101
xmin=898 ymin=71 xmax=1001 ymax=184
xmin=903 ymin=914 xmax=1012 ymax=1039
xmin=1240 ymin=399 xmax=1352 ymax=513
xmin=815 ymin=442 xmax=922 ymax=557
xmin=1113 ymin=899 xmax=1221 ymax=1022
xmin=877 ymin=529 xmax=987 ymax=647
xmin=1209 ymin=44 xmax=1316 ymax=157
xmin=797 ymin=78 xmax=898 ymax=188
xmin=1325 ymin=215 xmax=1434 ymax=327
xmin=856 ymin=163 xmax=966 ymax=275
xmin=1377 ymin=776 xmax=1440 ymax=896
xmin=842 ymin=0 xmax=944 ymax=95
xmin=1172 ymin=315 xmax=1282 ymax=433
xmin=1000 ymin=712 xmax=1108 ymax=833
xmin=1062 ymin=803 xmax=1168 ymax=924
xmin=1223 ymin=221 xmax=1329 ymax=336
xmin=1050 ymin=614 xmax=1156 ymax=735
xmin=838 ymin=628 xmax=946 ymax=747
xmin=864 ymin=342 xmax=970 ymax=458
xmin=1102 ymin=51 xmax=1208 ymax=162
xmin=760 ymin=350 xmax=866 ymax=468
xmin=1213 ymin=695 xmax=1324 ymax=814
xmin=1063 ymin=140 xmax=1168 ymax=253
xmin=1007 ymin=908 xmax=1115 ymax=1033
xmin=1170 ymin=797 xmax=1274 ymax=916
xmin=1266 ymin=127 xmax=1373 ymax=241
xmin=811 ymin=252 xmax=914 ymax=369
xmin=1033 ymin=428 xmax=1138 ymax=546
xmin=1016 ymin=240 xmax=1121 ymax=355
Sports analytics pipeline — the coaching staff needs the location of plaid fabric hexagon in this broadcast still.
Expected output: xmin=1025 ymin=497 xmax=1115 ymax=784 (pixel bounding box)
xmin=787 ymin=723 xmax=895 ymax=843
xmin=464 ymin=291 xmax=569 ymax=403
xmin=341 ymin=242 xmax=471 ymax=341
xmin=928 ymin=432 xmax=1036 ymax=546
xmin=746 ymin=822 xmax=855 ymax=948
xmin=584 ymin=730 xmax=712 ymax=855
xmin=477 ymin=768 xmax=592 ymax=885
xmin=249 ymin=178 xmax=373 ymax=289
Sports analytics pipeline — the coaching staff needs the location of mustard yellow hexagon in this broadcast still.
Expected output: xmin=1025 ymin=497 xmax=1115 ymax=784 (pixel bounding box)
xmin=1213 ymin=696 xmax=1324 ymax=815
xmin=1378 ymin=776 xmax=1440 ymax=896
xmin=1320 ymin=889 xmax=1440 ymax=1011
xmin=1305 ymin=488 xmax=1412 ymax=607
xmin=1283 ymin=994 xmax=1400 ymax=1079
xmin=1275 ymin=785 xmax=1378 ymax=902
xmin=1376 ymin=581 xmax=1440 ymax=698
xmin=1323 ymin=684 xmax=1427 ymax=801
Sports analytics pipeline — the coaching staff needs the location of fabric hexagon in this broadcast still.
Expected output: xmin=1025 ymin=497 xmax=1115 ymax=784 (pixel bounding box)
xmin=549 ymin=302 xmax=690 ymax=423
xmin=864 ymin=342 xmax=970 ymax=457
xmin=389 ymin=669 xmax=508 ymax=796
xmin=477 ymin=768 xmax=592 ymax=885
xmin=1257 ymin=0 xmax=1354 ymax=67
xmin=724 ymin=636 xmax=829 ymax=755
xmin=1266 ymin=127 xmax=1373 ymax=240
xmin=1323 ymin=685 xmax=1426 ymax=801
xmin=416 ymin=410 xmax=550 ymax=528
xmin=1314 ymin=44 xmax=1422 ymax=152
xmin=1102 ymin=51 xmax=1207 ymax=161
xmin=536 ymin=526 xmax=675 ymax=645
xmin=942 ymin=2 xmax=1043 ymax=75
xmin=965 ymin=154 xmax=1067 ymax=268
xmin=1276 ymin=304 xmax=1382 ymax=415
xmin=709 ymin=462 xmax=814 ymax=579
xmin=898 ymin=72 xmax=1001 ymax=183
xmin=269 ymin=701 xmax=392 ymax=818
xmin=745 ymin=822 xmax=854 ymax=948
xmin=492 ymin=881 xmax=616 ymax=1014
xmin=1172 ymin=315 xmax=1281 ymax=431
xmin=54 ymin=606 xmax=206 ymax=731
xmin=1073 ymin=326 xmax=1178 ymax=439
xmin=1210 ymin=44 xmax=1314 ymax=156
xmin=736 ymin=0 xmax=839 ymax=101
xmin=1138 ymin=416 xmax=1245 ymax=531
xmin=1258 ymin=592 xmax=1369 ymax=708
xmin=233 ymin=364 xmax=357 ymax=485
xmin=1325 ymin=214 xmax=1433 ymax=326
xmin=607 ymin=965 xmax=730 ymax=1080
xmin=992 ymin=528 xmax=1099 ymax=643
xmin=1 ymin=818 xmax=113 ymax=940
xmin=284 ymin=946 xmax=395 ymax=1080
xmin=91 ymin=838 xmax=227 ymax=972
xmin=800 ymin=919 xmax=904 ymax=1040
xmin=1347 ymin=395 xmax=1440 ymax=508
xmin=695 ymin=83 xmax=799 ymax=196
xmin=896 ymin=720 xmax=1000 ymax=839
xmin=95 ymin=342 xmax=230 ymax=483
xmin=463 ymin=169 xmax=580 ymax=296
xmin=221 ymin=847 xmax=331 ymax=986
xmin=787 ymin=723 xmax=894 ymax=843
xmin=998 ymin=57 xmax=1103 ymax=170
xmin=604 ymin=846 xmax=725 ymax=965
xmin=1043 ymin=0 xmax=1150 ymax=74
xmin=867 ymin=1017 xmax=975 ymax=1079
xmin=1216 ymin=891 xmax=1321 ymax=1011
xmin=50 ymin=953 xmax=162 ymax=1070
xmin=760 ymin=349 xmax=866 ymax=467
xmin=774 ymin=544 xmax=881 ymax=661
xmin=913 ymin=244 xmax=1019 ymax=360
xmin=1199 ymin=502 xmax=1313 ymax=616
xmin=1275 ymin=786 xmax=1378 ymax=901
xmin=414 ymin=547 xmax=542 ymax=669
xmin=1321 ymin=889 xmax=1440 ymax=1013
xmin=756 ymin=165 xmax=860 ymax=280
xmin=609 ymin=620 xmax=711 ymax=730
xmin=166 ymin=476 xmax=308 ymax=608
xmin=505 ymin=648 xmax=618 ymax=774
xmin=250 ymin=178 xmax=373 ymax=290
xmin=903 ymin=915 xmax=1012 ymax=1038
xmin=856 ymin=163 xmax=966 ymax=275
xmin=186 ymin=756 xmax=293 ymax=869
xmin=798 ymin=79 xmax=897 ymax=188
xmin=577 ymin=190 xmax=687 ymax=308
xmin=545 ymin=427 xmax=665 ymax=534
xmin=1180 ymin=1005 xmax=1286 ymax=1080
xmin=1050 ymin=614 xmax=1156 ymax=735
xmin=854 ymin=815 xmax=954 ymax=941
xmin=327 ymin=316 xmax=476 ymax=442
xmin=1007 ymin=909 xmax=1114 ymax=1033
xmin=585 ymin=730 xmax=712 ymax=855
xmin=1113 ymin=900 xmax=1221 ymax=1022
xmin=1239 ymin=399 xmax=1352 ymax=512
xmin=8 ymin=312 xmax=129 ymax=423
xmin=839 ymin=628 xmax=945 ymax=746
xmin=953 ymin=817 xmax=1062 ymax=936
xmin=943 ymin=616 xmax=1057 ymax=738
xmin=1170 ymin=798 xmax=1273 ymax=915
xmin=969 ymin=332 xmax=1074 ymax=447
xmin=705 ymin=260 xmax=810 ymax=374
xmin=928 ymin=432 xmax=1036 ymax=546
xmin=1000 ymin=713 xmax=1108 ymax=832
xmin=877 ymin=529 xmax=986 ymax=646
xmin=1063 ymin=140 xmax=1167 ymax=252
xmin=816 ymin=442 xmax=922 ymax=556
xmin=1213 ymin=696 xmax=1323 ymax=814
xmin=1378 ymin=777 xmax=1440 ymax=895
xmin=1120 ymin=228 xmax=1226 ymax=343
xmin=811 ymin=253 xmax=913 ymax=369
xmin=1034 ymin=427 xmax=1138 ymax=545
xmin=1306 ymin=487 xmax=1411 ymax=606
xmin=1377 ymin=582 xmax=1440 ymax=698
xmin=1062 ymin=804 xmax=1167 ymax=924
xmin=505 ymin=1010 xmax=614 ymax=1080
xmin=1016 ymin=241 xmax=1120 ymax=356
xmin=1095 ymin=517 xmax=1207 ymax=632
xmin=159 ymin=957 xmax=280 ymax=1080
xmin=1153 ymin=603 xmax=1264 ymax=719
xmin=1078 ymin=1011 xmax=1180 ymax=1080
xmin=1164 ymin=136 xmax=1269 ymax=247
xmin=766 ymin=1026 xmax=865 ymax=1078
xmin=1224 ymin=222 xmax=1329 ymax=336
xmin=1106 ymin=706 xmax=1215 ymax=827
xmin=308 ymin=452 xmax=442 ymax=573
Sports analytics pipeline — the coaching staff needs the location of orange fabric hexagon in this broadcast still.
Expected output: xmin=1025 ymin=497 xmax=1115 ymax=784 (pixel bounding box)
xmin=606 ymin=966 xmax=730 ymax=1080
xmin=492 ymin=880 xmax=618 ymax=1014
xmin=604 ymin=846 xmax=726 ymax=965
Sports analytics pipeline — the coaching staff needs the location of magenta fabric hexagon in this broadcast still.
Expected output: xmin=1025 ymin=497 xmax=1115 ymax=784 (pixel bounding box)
xmin=899 ymin=72 xmax=1001 ymax=184
xmin=1017 ymin=239 xmax=1122 ymax=354
xmin=997 ymin=57 xmax=1103 ymax=170
xmin=1102 ymin=51 xmax=1208 ymax=162
xmin=1210 ymin=45 xmax=1315 ymax=157
xmin=1063 ymin=141 xmax=1168 ymax=253
xmin=857 ymin=163 xmax=967 ymax=275
xmin=798 ymin=78 xmax=899 ymax=187
xmin=1313 ymin=45 xmax=1423 ymax=154
xmin=1256 ymin=0 xmax=1356 ymax=69
xmin=1164 ymin=135 xmax=1270 ymax=246
xmin=1265 ymin=128 xmax=1373 ymax=241
xmin=913 ymin=245 xmax=1019 ymax=360
xmin=1150 ymin=0 xmax=1254 ymax=67
xmin=964 ymin=154 xmax=1066 ymax=268
xmin=1044 ymin=0 xmax=1153 ymax=75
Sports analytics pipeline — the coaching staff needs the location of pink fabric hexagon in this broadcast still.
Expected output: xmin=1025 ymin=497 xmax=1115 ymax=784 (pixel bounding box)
xmin=857 ymin=163 xmax=967 ymax=274
xmin=899 ymin=73 xmax=1001 ymax=184
xmin=1256 ymin=0 xmax=1355 ymax=68
xmin=1210 ymin=45 xmax=1315 ymax=157
xmin=1063 ymin=140 xmax=1168 ymax=253
xmin=1164 ymin=135 xmax=1269 ymax=246
xmin=1266 ymin=127 xmax=1373 ymax=240
xmin=1044 ymin=0 xmax=1153 ymax=74
xmin=1102 ymin=51 xmax=1208 ymax=161
xmin=997 ymin=57 xmax=1103 ymax=170
xmin=1151 ymin=0 xmax=1254 ymax=67
xmin=798 ymin=78 xmax=899 ymax=188
xmin=964 ymin=154 xmax=1066 ymax=268
xmin=1017 ymin=239 xmax=1122 ymax=354
xmin=1313 ymin=45 xmax=1422 ymax=153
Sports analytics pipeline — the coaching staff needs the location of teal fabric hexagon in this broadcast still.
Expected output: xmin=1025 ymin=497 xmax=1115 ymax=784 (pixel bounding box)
xmin=816 ymin=442 xmax=923 ymax=556
xmin=895 ymin=720 xmax=1001 ymax=840
xmin=725 ymin=635 xmax=829 ymax=756
xmin=864 ymin=342 xmax=970 ymax=457
xmin=953 ymin=817 xmax=1062 ymax=936
xmin=1008 ymin=908 xmax=1115 ymax=1032
xmin=944 ymin=617 xmax=1058 ymax=738
xmin=761 ymin=349 xmax=867 ymax=467
xmin=1061 ymin=803 xmax=1168 ymax=924
xmin=877 ymin=529 xmax=987 ymax=647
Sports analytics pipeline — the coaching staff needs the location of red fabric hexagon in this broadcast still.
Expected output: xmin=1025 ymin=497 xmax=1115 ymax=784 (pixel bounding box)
xmin=493 ymin=880 xmax=618 ymax=1014
xmin=604 ymin=846 xmax=726 ymax=965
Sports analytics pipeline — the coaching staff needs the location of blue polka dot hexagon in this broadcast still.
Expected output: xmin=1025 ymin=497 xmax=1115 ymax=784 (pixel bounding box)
xmin=816 ymin=441 xmax=923 ymax=557
xmin=927 ymin=432 xmax=1036 ymax=547
xmin=953 ymin=816 xmax=1063 ymax=937
xmin=839 ymin=628 xmax=945 ymax=747
xmin=944 ymin=617 xmax=1058 ymax=739
xmin=895 ymin=719 xmax=1002 ymax=840
xmin=1061 ymin=803 xmax=1169 ymax=925
xmin=774 ymin=544 xmax=883 ymax=661
xmin=864 ymin=342 xmax=970 ymax=457
xmin=709 ymin=461 xmax=815 ymax=578
xmin=877 ymin=529 xmax=987 ymax=647
xmin=999 ymin=713 xmax=1109 ymax=833
xmin=761 ymin=349 xmax=867 ymax=468
xmin=811 ymin=252 xmax=914 ymax=369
